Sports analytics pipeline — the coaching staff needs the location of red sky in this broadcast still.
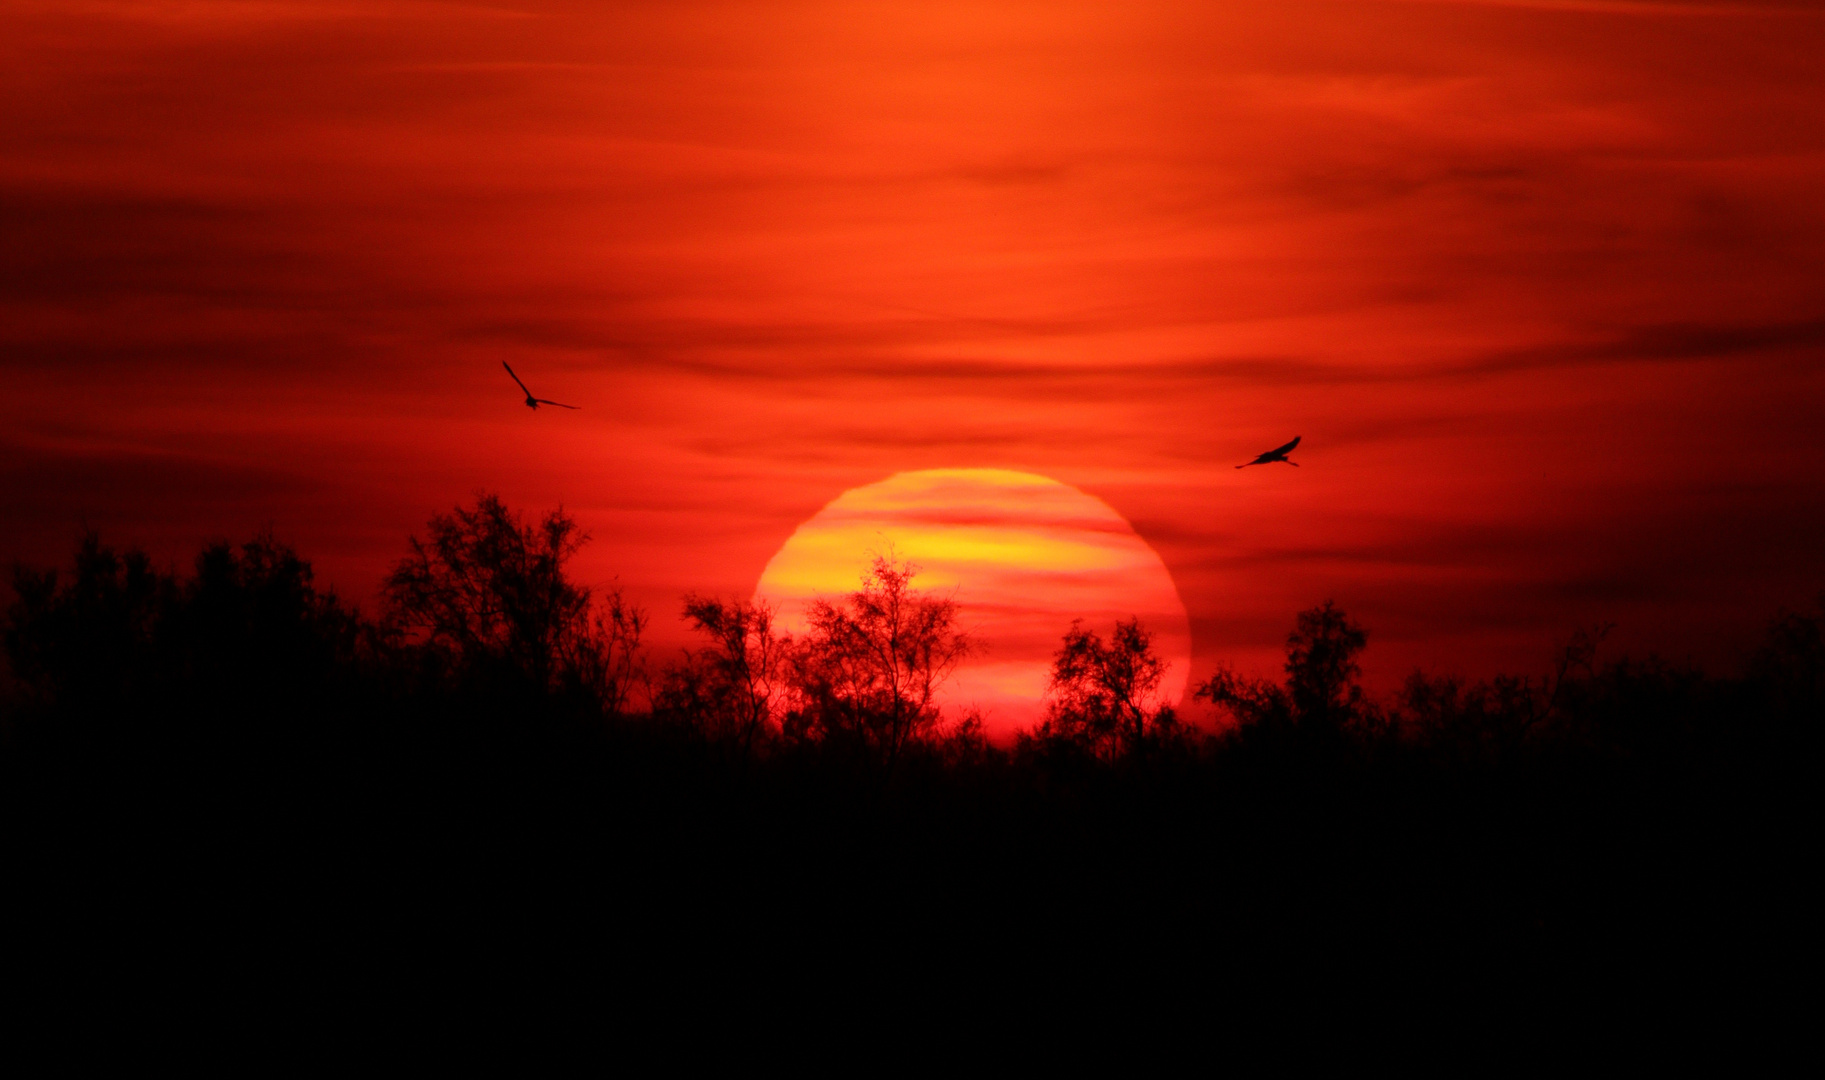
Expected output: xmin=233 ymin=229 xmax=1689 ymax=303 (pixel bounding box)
xmin=4 ymin=0 xmax=1823 ymax=705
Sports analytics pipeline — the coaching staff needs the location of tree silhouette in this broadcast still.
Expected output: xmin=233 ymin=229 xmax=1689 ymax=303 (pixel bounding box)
xmin=3 ymin=531 xmax=369 ymax=743
xmin=1285 ymin=600 xmax=1369 ymax=732
xmin=5 ymin=533 xmax=173 ymax=716
xmin=787 ymin=554 xmax=970 ymax=765
xmin=174 ymin=534 xmax=366 ymax=711
xmin=567 ymin=587 xmax=648 ymax=716
xmin=2 ymin=515 xmax=1816 ymax=988
xmin=1032 ymin=617 xmax=1177 ymax=760
xmin=1197 ymin=600 xmax=1375 ymax=741
xmin=384 ymin=493 xmax=642 ymax=704
xmin=660 ymin=595 xmax=788 ymax=752
xmin=1749 ymin=596 xmax=1823 ymax=736
xmin=1398 ymin=624 xmax=1609 ymax=761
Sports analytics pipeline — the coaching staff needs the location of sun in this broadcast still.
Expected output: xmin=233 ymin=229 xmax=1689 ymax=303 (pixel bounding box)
xmin=754 ymin=469 xmax=1191 ymax=743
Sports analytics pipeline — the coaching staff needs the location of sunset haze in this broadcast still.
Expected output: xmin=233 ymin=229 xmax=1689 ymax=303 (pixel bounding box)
xmin=4 ymin=0 xmax=1823 ymax=718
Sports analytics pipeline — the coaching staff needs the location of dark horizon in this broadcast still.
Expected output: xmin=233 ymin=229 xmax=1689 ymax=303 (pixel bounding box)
xmin=11 ymin=497 xmax=1820 ymax=737
xmin=3 ymin=500 xmax=1814 ymax=1011
xmin=7 ymin=494 xmax=1818 ymax=742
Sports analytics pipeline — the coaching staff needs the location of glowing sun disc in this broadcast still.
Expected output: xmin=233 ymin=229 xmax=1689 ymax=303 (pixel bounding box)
xmin=754 ymin=469 xmax=1191 ymax=743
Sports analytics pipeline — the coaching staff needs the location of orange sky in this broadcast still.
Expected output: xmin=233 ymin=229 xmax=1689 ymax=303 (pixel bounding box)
xmin=4 ymin=0 xmax=1824 ymax=707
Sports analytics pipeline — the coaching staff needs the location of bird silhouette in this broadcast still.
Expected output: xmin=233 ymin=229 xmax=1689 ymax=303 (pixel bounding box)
xmin=1237 ymin=435 xmax=1301 ymax=468
xmin=503 ymin=362 xmax=579 ymax=411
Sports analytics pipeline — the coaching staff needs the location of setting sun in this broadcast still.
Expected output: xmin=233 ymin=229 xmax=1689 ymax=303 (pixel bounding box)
xmin=754 ymin=468 xmax=1190 ymax=742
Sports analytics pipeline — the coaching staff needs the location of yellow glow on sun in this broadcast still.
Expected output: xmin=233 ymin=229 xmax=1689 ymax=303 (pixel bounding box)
xmin=762 ymin=526 xmax=1126 ymax=592
xmin=754 ymin=469 xmax=1191 ymax=743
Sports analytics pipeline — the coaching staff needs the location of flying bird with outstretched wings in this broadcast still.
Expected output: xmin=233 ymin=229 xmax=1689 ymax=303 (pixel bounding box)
xmin=1237 ymin=435 xmax=1301 ymax=468
xmin=503 ymin=362 xmax=579 ymax=411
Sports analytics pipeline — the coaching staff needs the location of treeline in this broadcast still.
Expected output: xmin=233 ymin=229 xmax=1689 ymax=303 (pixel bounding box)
xmin=7 ymin=493 xmax=1815 ymax=771
xmin=1 ymin=494 xmax=1817 ymax=1001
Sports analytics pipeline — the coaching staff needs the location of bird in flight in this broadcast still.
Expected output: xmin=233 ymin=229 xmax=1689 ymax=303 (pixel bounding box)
xmin=1237 ymin=435 xmax=1301 ymax=468
xmin=503 ymin=362 xmax=578 ymax=411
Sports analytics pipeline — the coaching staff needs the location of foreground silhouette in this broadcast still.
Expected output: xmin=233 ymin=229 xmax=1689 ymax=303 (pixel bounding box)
xmin=384 ymin=493 xmax=643 ymax=710
xmin=1 ymin=495 xmax=1814 ymax=1012
xmin=660 ymin=555 xmax=981 ymax=770
xmin=1026 ymin=617 xmax=1182 ymax=760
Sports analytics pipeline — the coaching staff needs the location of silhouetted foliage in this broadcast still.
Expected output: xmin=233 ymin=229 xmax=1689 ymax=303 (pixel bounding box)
xmin=2 ymin=504 xmax=1817 ymax=1013
xmin=383 ymin=493 xmax=644 ymax=710
xmin=571 ymin=587 xmax=649 ymax=717
xmin=1386 ymin=622 xmax=1757 ymax=766
xmin=1196 ymin=600 xmax=1381 ymax=745
xmin=1028 ymin=617 xmax=1179 ymax=761
xmin=658 ymin=595 xmax=788 ymax=752
xmin=5 ymin=533 xmax=173 ymax=717
xmin=1750 ymin=595 xmax=1824 ymax=739
xmin=1397 ymin=671 xmax=1540 ymax=766
xmin=784 ymin=554 xmax=971 ymax=766
xmin=1285 ymin=600 xmax=1370 ymax=730
xmin=176 ymin=535 xmax=368 ymax=697
xmin=1398 ymin=626 xmax=1609 ymax=765
xmin=4 ymin=531 xmax=363 ymax=736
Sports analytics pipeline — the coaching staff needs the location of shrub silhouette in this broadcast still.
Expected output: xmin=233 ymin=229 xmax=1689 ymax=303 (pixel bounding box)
xmin=1750 ymin=595 xmax=1824 ymax=742
xmin=1028 ymin=617 xmax=1178 ymax=761
xmin=1397 ymin=627 xmax=1606 ymax=764
xmin=176 ymin=535 xmax=367 ymax=705
xmin=1196 ymin=600 xmax=1378 ymax=743
xmin=571 ymin=587 xmax=648 ymax=716
xmin=383 ymin=493 xmax=644 ymax=709
xmin=1285 ymin=600 xmax=1371 ymax=732
xmin=1396 ymin=670 xmax=1545 ymax=765
xmin=5 ymin=533 xmax=172 ymax=718
xmin=658 ymin=595 xmax=789 ymax=753
xmin=3 ymin=532 xmax=362 ymax=735
xmin=783 ymin=553 xmax=970 ymax=766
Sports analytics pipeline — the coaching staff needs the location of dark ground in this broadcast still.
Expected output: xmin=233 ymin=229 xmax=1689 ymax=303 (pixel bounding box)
xmin=1 ymin=531 xmax=1815 ymax=1042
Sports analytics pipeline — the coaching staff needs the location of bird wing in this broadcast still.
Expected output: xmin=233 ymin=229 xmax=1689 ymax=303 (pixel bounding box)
xmin=534 ymin=399 xmax=580 ymax=410
xmin=1272 ymin=435 xmax=1301 ymax=456
xmin=503 ymin=362 xmax=533 ymax=396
